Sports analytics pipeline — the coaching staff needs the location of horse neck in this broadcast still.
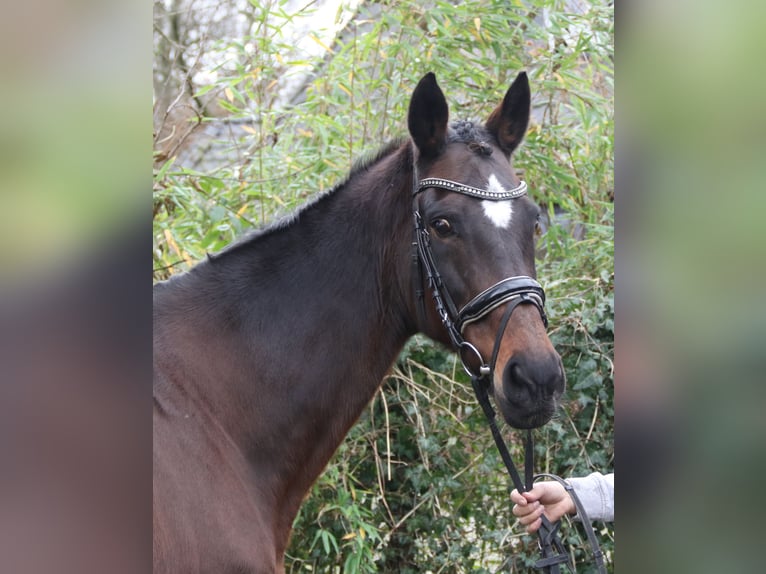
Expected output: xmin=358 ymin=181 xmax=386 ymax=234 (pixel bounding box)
xmin=154 ymin=141 xmax=419 ymax=526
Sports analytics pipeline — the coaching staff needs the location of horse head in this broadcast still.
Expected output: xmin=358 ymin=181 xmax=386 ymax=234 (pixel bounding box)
xmin=409 ymin=72 xmax=565 ymax=430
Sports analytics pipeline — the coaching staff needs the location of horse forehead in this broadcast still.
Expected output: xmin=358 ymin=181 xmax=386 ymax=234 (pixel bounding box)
xmin=480 ymin=174 xmax=514 ymax=228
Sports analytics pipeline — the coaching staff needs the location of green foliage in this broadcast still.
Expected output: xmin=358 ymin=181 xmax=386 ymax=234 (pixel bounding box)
xmin=154 ymin=0 xmax=613 ymax=571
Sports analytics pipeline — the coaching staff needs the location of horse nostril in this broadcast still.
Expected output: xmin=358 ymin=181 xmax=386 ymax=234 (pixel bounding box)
xmin=503 ymin=356 xmax=564 ymax=398
xmin=504 ymin=360 xmax=535 ymax=392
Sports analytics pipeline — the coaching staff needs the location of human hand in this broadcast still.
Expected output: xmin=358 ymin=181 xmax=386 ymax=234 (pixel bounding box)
xmin=511 ymin=481 xmax=576 ymax=534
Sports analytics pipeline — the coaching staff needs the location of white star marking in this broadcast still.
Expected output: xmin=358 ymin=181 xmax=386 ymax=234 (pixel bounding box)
xmin=481 ymin=174 xmax=513 ymax=228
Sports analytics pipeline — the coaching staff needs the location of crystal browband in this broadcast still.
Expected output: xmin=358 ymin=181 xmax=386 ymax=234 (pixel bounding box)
xmin=414 ymin=177 xmax=527 ymax=200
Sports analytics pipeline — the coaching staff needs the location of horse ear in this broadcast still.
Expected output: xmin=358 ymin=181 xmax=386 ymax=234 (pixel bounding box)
xmin=408 ymin=72 xmax=449 ymax=159
xmin=486 ymin=71 xmax=531 ymax=156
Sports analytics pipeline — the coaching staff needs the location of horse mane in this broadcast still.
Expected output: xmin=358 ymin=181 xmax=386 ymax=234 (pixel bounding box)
xmin=199 ymin=120 xmax=489 ymax=268
xmin=343 ymin=136 xmax=410 ymax=184
xmin=203 ymin=136 xmax=411 ymax=264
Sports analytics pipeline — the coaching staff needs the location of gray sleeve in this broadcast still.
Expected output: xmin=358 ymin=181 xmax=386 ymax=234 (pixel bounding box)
xmin=567 ymin=472 xmax=614 ymax=522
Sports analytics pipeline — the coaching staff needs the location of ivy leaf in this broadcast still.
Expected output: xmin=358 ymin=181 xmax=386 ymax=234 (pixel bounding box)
xmin=573 ymin=370 xmax=602 ymax=391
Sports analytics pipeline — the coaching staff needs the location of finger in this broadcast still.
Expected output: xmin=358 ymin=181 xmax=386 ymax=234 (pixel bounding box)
xmin=522 ymin=489 xmax=543 ymax=503
xmin=512 ymin=500 xmax=539 ymax=518
xmin=510 ymin=490 xmax=527 ymax=505
xmin=516 ymin=509 xmax=545 ymax=531
xmin=515 ymin=503 xmax=544 ymax=523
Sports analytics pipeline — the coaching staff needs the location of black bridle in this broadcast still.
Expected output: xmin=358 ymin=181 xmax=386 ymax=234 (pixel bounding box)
xmin=412 ymin=174 xmax=606 ymax=574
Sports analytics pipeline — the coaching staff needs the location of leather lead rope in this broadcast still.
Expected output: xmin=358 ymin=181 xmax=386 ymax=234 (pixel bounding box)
xmin=469 ymin=375 xmax=569 ymax=574
xmin=469 ymin=374 xmax=607 ymax=574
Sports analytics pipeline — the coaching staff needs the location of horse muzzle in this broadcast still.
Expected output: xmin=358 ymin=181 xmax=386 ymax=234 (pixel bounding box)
xmin=496 ymin=351 xmax=565 ymax=429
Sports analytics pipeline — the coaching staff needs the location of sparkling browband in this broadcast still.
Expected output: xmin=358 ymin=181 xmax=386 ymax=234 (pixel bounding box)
xmin=414 ymin=177 xmax=527 ymax=200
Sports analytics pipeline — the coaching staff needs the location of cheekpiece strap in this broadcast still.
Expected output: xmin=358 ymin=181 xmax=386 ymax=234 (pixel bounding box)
xmin=415 ymin=177 xmax=527 ymax=200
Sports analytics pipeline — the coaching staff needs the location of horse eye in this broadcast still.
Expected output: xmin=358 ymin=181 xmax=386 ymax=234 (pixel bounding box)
xmin=431 ymin=218 xmax=453 ymax=237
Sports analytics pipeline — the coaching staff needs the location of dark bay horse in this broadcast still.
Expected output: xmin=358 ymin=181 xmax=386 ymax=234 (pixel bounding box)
xmin=153 ymin=72 xmax=565 ymax=573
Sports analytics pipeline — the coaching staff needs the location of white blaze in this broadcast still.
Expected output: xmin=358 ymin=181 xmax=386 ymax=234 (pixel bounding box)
xmin=481 ymin=174 xmax=513 ymax=228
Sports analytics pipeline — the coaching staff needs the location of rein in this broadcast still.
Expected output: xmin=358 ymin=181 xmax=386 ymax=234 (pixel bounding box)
xmin=411 ymin=174 xmax=606 ymax=574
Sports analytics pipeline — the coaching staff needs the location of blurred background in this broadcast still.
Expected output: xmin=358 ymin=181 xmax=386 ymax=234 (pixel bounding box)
xmin=0 ymin=1 xmax=150 ymax=573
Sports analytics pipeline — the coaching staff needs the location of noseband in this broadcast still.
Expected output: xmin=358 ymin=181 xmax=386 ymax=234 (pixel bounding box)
xmin=411 ymin=174 xmax=606 ymax=574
